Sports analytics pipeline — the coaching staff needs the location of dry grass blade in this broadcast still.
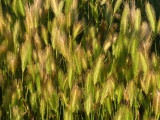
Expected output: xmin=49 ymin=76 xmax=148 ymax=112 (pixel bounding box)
xmin=145 ymin=2 xmax=156 ymax=32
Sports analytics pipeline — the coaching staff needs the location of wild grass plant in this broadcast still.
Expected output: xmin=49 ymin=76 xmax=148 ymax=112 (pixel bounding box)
xmin=1 ymin=0 xmax=160 ymax=119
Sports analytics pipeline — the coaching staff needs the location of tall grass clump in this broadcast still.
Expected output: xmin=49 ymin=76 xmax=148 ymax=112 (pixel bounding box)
xmin=1 ymin=0 xmax=160 ymax=119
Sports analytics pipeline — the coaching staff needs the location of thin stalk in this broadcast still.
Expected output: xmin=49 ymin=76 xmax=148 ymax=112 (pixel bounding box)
xmin=22 ymin=71 xmax=24 ymax=83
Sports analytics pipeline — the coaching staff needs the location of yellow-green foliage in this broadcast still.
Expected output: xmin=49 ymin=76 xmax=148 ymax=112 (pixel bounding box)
xmin=1 ymin=0 xmax=160 ymax=120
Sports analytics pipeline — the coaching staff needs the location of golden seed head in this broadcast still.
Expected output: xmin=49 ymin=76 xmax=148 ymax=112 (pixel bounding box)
xmin=6 ymin=51 xmax=17 ymax=74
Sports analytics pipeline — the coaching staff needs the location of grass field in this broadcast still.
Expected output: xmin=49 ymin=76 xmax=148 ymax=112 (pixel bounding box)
xmin=0 ymin=0 xmax=160 ymax=119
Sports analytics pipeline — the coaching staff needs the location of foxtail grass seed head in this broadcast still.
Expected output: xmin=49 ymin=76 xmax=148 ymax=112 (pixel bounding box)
xmin=140 ymin=52 xmax=148 ymax=75
xmin=106 ymin=97 xmax=112 ymax=116
xmin=64 ymin=109 xmax=72 ymax=120
xmin=65 ymin=0 xmax=73 ymax=14
xmin=0 ymin=42 xmax=8 ymax=56
xmin=103 ymin=40 xmax=111 ymax=53
xmin=25 ymin=5 xmax=34 ymax=33
xmin=113 ymin=0 xmax=122 ymax=14
xmin=132 ymin=49 xmax=139 ymax=77
xmin=95 ymin=87 xmax=100 ymax=104
xmin=30 ymin=93 xmax=38 ymax=110
xmin=73 ymin=21 xmax=83 ymax=39
xmin=33 ymin=0 xmax=42 ymax=14
xmin=34 ymin=32 xmax=42 ymax=50
xmin=114 ymin=105 xmax=133 ymax=120
xmin=145 ymin=2 xmax=156 ymax=32
xmin=40 ymin=98 xmax=45 ymax=119
xmin=66 ymin=12 xmax=72 ymax=29
xmin=0 ymin=13 xmax=5 ymax=35
xmin=41 ymin=25 xmax=48 ymax=45
xmin=12 ymin=106 xmax=21 ymax=120
xmin=141 ymin=73 xmax=152 ymax=95
xmin=33 ymin=50 xmax=38 ymax=63
xmin=93 ymin=55 xmax=104 ymax=85
xmin=68 ymin=65 xmax=74 ymax=89
xmin=156 ymin=19 xmax=160 ymax=34
xmin=153 ymin=90 xmax=160 ymax=116
xmin=120 ymin=4 xmax=129 ymax=34
xmin=89 ymin=26 xmax=96 ymax=39
xmin=130 ymin=0 xmax=136 ymax=25
xmin=12 ymin=0 xmax=18 ymax=16
xmin=44 ymin=0 xmax=50 ymax=10
xmin=7 ymin=51 xmax=17 ymax=74
xmin=116 ymin=84 xmax=124 ymax=104
xmin=84 ymin=93 xmax=92 ymax=116
xmin=18 ymin=0 xmax=25 ymax=16
xmin=21 ymin=38 xmax=32 ymax=73
xmin=139 ymin=22 xmax=150 ymax=41
xmin=81 ymin=50 xmax=87 ymax=70
xmin=48 ymin=89 xmax=59 ymax=112
xmin=51 ymin=0 xmax=64 ymax=16
xmin=124 ymin=81 xmax=137 ymax=107
xmin=71 ymin=0 xmax=78 ymax=11
xmin=55 ymin=31 xmax=69 ymax=59
xmin=100 ymin=78 xmax=115 ymax=104
xmin=13 ymin=21 xmax=20 ymax=53
xmin=45 ymin=45 xmax=54 ymax=74
xmin=152 ymin=53 xmax=159 ymax=69
xmin=70 ymin=85 xmax=81 ymax=112
xmin=85 ymin=72 xmax=93 ymax=94
xmin=46 ymin=77 xmax=54 ymax=97
xmin=134 ymin=9 xmax=141 ymax=31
